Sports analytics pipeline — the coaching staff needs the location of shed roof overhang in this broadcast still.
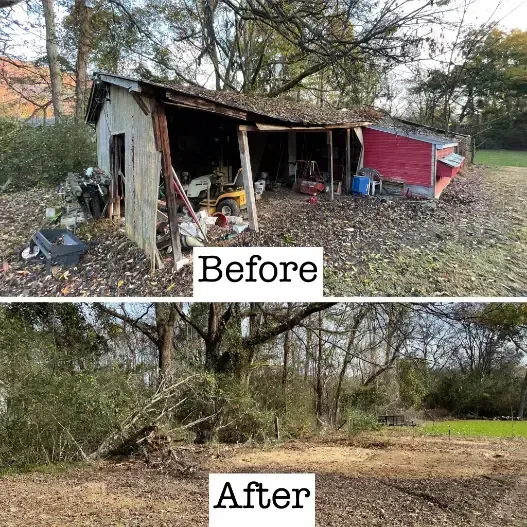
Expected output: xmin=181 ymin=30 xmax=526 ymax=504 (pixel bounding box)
xmin=85 ymin=72 xmax=378 ymax=129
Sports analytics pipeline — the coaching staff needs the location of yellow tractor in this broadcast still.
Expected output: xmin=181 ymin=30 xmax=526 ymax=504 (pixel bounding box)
xmin=187 ymin=168 xmax=246 ymax=216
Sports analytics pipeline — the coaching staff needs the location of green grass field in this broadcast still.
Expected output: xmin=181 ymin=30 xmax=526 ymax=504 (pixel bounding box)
xmin=422 ymin=420 xmax=527 ymax=438
xmin=475 ymin=149 xmax=527 ymax=167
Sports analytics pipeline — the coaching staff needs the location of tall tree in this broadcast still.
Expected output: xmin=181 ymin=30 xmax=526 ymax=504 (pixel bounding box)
xmin=73 ymin=0 xmax=91 ymax=118
xmin=97 ymin=303 xmax=180 ymax=379
xmin=42 ymin=0 xmax=63 ymax=121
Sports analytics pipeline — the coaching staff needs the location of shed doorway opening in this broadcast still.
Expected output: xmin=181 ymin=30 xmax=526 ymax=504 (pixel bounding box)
xmin=110 ymin=133 xmax=126 ymax=220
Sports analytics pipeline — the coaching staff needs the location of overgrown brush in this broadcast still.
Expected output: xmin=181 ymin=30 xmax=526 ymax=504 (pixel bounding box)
xmin=0 ymin=118 xmax=96 ymax=190
xmin=0 ymin=369 xmax=148 ymax=467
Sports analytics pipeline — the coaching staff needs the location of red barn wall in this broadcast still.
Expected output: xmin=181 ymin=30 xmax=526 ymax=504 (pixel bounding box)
xmin=436 ymin=161 xmax=456 ymax=179
xmin=434 ymin=174 xmax=452 ymax=196
xmin=435 ymin=146 xmax=464 ymax=197
xmin=436 ymin=146 xmax=455 ymax=160
xmin=363 ymin=128 xmax=433 ymax=187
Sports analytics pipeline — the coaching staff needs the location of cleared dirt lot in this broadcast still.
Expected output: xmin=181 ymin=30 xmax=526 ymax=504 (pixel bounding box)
xmin=1 ymin=164 xmax=526 ymax=296
xmin=1 ymin=434 xmax=526 ymax=526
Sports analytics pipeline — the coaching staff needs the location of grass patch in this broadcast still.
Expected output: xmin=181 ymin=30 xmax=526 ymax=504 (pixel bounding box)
xmin=0 ymin=461 xmax=78 ymax=477
xmin=475 ymin=150 xmax=527 ymax=167
xmin=422 ymin=420 xmax=527 ymax=438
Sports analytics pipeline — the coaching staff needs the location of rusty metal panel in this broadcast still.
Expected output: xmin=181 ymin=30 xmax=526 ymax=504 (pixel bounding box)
xmin=95 ymin=85 xmax=160 ymax=267
xmin=439 ymin=152 xmax=464 ymax=168
xmin=95 ymin=93 xmax=112 ymax=174
xmin=362 ymin=127 xmax=433 ymax=187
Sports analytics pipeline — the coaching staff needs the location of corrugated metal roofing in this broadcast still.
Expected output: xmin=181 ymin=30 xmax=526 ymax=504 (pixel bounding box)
xmin=368 ymin=125 xmax=458 ymax=148
xmin=88 ymin=72 xmax=381 ymax=127
xmin=438 ymin=153 xmax=465 ymax=167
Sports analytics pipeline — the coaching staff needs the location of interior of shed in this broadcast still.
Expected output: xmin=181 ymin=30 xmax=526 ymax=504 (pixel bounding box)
xmin=163 ymin=104 xmax=363 ymax=193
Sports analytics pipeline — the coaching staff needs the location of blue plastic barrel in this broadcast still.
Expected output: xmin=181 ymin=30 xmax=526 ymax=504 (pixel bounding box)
xmin=352 ymin=175 xmax=370 ymax=195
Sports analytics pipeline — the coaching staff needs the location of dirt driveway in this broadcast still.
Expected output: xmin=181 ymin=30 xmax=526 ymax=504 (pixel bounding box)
xmin=0 ymin=164 xmax=525 ymax=297
xmin=1 ymin=435 xmax=526 ymax=526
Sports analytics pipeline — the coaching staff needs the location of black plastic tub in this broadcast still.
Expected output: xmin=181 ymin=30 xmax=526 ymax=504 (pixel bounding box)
xmin=30 ymin=229 xmax=88 ymax=274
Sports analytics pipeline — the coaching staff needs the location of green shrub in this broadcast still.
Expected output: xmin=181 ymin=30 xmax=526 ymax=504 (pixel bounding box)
xmin=0 ymin=118 xmax=96 ymax=190
xmin=0 ymin=369 xmax=148 ymax=467
xmin=346 ymin=409 xmax=380 ymax=435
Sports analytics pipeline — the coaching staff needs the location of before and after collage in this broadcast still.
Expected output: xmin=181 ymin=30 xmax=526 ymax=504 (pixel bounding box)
xmin=1 ymin=0 xmax=527 ymax=525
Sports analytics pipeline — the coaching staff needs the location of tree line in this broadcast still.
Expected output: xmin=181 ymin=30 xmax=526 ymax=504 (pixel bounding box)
xmin=0 ymin=302 xmax=525 ymax=467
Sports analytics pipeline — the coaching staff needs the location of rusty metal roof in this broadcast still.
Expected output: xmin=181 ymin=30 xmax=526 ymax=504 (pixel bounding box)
xmin=439 ymin=153 xmax=465 ymax=167
xmin=88 ymin=72 xmax=381 ymax=127
xmin=368 ymin=125 xmax=458 ymax=148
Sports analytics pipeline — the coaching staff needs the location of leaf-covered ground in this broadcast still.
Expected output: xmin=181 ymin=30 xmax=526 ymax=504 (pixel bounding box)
xmin=1 ymin=434 xmax=526 ymax=526
xmin=0 ymin=164 xmax=525 ymax=297
xmin=235 ymin=164 xmax=527 ymax=296
xmin=0 ymin=191 xmax=193 ymax=297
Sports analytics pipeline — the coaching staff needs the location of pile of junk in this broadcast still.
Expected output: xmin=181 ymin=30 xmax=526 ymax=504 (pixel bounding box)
xmin=157 ymin=167 xmax=250 ymax=251
xmin=19 ymin=168 xmax=111 ymax=273
xmin=19 ymin=166 xmax=253 ymax=272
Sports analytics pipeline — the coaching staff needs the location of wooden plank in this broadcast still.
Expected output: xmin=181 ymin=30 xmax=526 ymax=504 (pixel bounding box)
xmin=346 ymin=128 xmax=351 ymax=194
xmin=328 ymin=130 xmax=334 ymax=201
xmin=237 ymin=127 xmax=259 ymax=232
xmin=131 ymin=92 xmax=150 ymax=115
xmin=152 ymin=102 xmax=182 ymax=265
xmin=154 ymin=247 xmax=165 ymax=270
xmin=254 ymin=121 xmax=373 ymax=132
xmin=165 ymin=92 xmax=248 ymax=121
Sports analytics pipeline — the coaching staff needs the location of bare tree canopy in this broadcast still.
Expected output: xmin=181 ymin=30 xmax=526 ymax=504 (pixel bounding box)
xmin=0 ymin=0 xmax=24 ymax=7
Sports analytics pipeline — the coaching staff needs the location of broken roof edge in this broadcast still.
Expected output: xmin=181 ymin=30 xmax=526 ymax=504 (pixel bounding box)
xmin=367 ymin=124 xmax=459 ymax=148
xmin=86 ymin=72 xmax=381 ymax=128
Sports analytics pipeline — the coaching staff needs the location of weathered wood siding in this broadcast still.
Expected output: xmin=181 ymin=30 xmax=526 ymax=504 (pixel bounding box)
xmin=95 ymin=85 xmax=161 ymax=268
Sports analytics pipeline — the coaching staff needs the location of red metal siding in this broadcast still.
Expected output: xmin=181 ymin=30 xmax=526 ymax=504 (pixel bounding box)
xmin=436 ymin=162 xmax=456 ymax=179
xmin=435 ymin=146 xmax=464 ymax=196
xmin=363 ymin=128 xmax=433 ymax=187
xmin=436 ymin=146 xmax=455 ymax=160
xmin=434 ymin=174 xmax=452 ymax=196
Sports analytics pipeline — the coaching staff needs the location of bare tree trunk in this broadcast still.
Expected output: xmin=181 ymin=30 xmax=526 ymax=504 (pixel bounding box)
xmin=202 ymin=0 xmax=221 ymax=90
xmin=518 ymin=368 xmax=527 ymax=418
xmin=282 ymin=303 xmax=291 ymax=389
xmin=333 ymin=307 xmax=369 ymax=425
xmin=315 ymin=311 xmax=323 ymax=420
xmin=154 ymin=304 xmax=177 ymax=378
xmin=42 ymin=0 xmax=63 ymax=122
xmin=304 ymin=317 xmax=311 ymax=382
xmin=74 ymin=0 xmax=90 ymax=119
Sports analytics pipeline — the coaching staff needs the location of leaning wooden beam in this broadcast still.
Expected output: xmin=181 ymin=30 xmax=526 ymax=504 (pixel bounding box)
xmin=237 ymin=127 xmax=259 ymax=232
xmin=346 ymin=128 xmax=351 ymax=194
xmin=165 ymin=92 xmax=248 ymax=121
xmin=152 ymin=102 xmax=182 ymax=266
xmin=131 ymin=92 xmax=150 ymax=115
xmin=328 ymin=130 xmax=334 ymax=201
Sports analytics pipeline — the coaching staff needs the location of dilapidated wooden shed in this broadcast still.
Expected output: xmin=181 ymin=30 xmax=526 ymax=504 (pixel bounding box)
xmin=85 ymin=73 xmax=379 ymax=268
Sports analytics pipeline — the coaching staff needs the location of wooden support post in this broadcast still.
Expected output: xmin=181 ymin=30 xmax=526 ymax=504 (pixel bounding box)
xmin=152 ymin=102 xmax=182 ymax=266
xmin=237 ymin=127 xmax=259 ymax=232
xmin=328 ymin=130 xmax=334 ymax=201
xmin=346 ymin=128 xmax=351 ymax=194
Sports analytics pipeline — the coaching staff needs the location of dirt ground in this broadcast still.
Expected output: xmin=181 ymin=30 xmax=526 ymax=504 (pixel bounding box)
xmin=1 ymin=164 xmax=526 ymax=297
xmin=1 ymin=434 xmax=526 ymax=526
